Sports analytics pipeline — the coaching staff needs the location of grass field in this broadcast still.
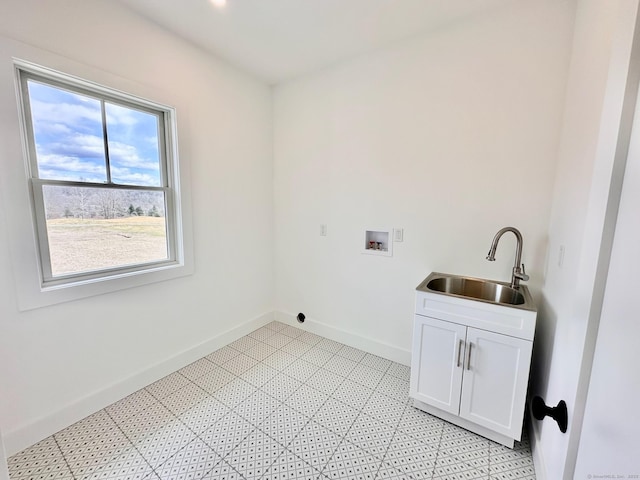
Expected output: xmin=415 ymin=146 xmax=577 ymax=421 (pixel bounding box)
xmin=46 ymin=216 xmax=168 ymax=276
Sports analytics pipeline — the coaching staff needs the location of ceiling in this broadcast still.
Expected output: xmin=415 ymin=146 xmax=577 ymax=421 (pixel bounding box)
xmin=116 ymin=0 xmax=525 ymax=85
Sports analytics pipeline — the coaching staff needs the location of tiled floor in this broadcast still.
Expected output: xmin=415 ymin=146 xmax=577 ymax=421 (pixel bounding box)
xmin=8 ymin=321 xmax=536 ymax=480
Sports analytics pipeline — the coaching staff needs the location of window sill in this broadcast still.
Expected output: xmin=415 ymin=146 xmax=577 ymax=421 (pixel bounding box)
xmin=15 ymin=260 xmax=193 ymax=311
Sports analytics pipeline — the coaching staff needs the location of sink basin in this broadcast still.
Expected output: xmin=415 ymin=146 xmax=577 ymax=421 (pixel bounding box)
xmin=427 ymin=276 xmax=524 ymax=305
xmin=417 ymin=272 xmax=535 ymax=310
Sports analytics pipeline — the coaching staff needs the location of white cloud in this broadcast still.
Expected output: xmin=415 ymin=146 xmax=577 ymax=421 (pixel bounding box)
xmin=43 ymin=133 xmax=105 ymax=159
xmin=37 ymin=153 xmax=106 ymax=175
xmin=31 ymin=98 xmax=102 ymax=129
xmin=110 ymin=166 xmax=159 ymax=186
xmin=105 ymin=103 xmax=140 ymax=126
xmin=107 ymin=140 xmax=159 ymax=171
xmin=33 ymin=122 xmax=72 ymax=136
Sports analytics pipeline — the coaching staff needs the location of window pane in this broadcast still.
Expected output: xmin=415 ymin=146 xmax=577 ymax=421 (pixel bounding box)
xmin=42 ymin=185 xmax=168 ymax=277
xmin=27 ymin=81 xmax=107 ymax=182
xmin=105 ymin=103 xmax=162 ymax=186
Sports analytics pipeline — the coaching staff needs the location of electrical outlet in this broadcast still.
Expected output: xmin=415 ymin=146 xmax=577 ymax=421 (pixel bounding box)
xmin=320 ymin=224 xmax=327 ymax=236
xmin=394 ymin=228 xmax=403 ymax=242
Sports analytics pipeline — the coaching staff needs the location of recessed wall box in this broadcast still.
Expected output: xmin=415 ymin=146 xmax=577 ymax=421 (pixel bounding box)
xmin=363 ymin=228 xmax=392 ymax=257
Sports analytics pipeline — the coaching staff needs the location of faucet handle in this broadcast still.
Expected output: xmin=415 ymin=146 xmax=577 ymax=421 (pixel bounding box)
xmin=517 ymin=264 xmax=530 ymax=282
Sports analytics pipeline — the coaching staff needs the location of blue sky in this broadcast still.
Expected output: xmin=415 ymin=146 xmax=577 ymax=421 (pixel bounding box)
xmin=28 ymin=80 xmax=162 ymax=187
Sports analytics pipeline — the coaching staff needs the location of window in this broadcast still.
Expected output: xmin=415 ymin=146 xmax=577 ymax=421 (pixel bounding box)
xmin=16 ymin=64 xmax=184 ymax=289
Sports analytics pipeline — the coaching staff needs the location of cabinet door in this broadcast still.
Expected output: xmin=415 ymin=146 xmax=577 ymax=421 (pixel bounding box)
xmin=410 ymin=315 xmax=467 ymax=415
xmin=459 ymin=328 xmax=533 ymax=439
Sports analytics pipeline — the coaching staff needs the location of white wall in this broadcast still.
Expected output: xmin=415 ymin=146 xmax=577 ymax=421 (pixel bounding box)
xmin=273 ymin=0 xmax=575 ymax=361
xmin=530 ymin=0 xmax=640 ymax=478
xmin=0 ymin=0 xmax=273 ymax=454
xmin=573 ymin=69 xmax=640 ymax=478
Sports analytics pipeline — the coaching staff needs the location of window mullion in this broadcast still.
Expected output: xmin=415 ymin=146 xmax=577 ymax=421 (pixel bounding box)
xmin=101 ymin=99 xmax=112 ymax=184
xmin=34 ymin=178 xmax=166 ymax=193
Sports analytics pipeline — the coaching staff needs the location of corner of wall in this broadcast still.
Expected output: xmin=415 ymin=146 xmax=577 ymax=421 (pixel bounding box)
xmin=274 ymin=310 xmax=411 ymax=365
xmin=0 ymin=429 xmax=9 ymax=480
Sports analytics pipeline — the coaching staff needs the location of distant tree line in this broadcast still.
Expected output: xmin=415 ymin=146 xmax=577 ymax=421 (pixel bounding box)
xmin=44 ymin=186 xmax=165 ymax=220
xmin=127 ymin=204 xmax=161 ymax=217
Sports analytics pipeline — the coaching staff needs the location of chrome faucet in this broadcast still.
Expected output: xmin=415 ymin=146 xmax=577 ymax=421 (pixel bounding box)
xmin=486 ymin=227 xmax=530 ymax=289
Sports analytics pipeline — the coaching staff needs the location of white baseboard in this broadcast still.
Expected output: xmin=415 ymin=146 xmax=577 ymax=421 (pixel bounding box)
xmin=274 ymin=311 xmax=411 ymax=366
xmin=2 ymin=311 xmax=275 ymax=457
xmin=529 ymin=414 xmax=547 ymax=480
xmin=4 ymin=310 xmax=409 ymax=457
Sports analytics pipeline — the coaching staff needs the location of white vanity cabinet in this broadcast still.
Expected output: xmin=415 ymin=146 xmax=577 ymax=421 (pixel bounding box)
xmin=409 ymin=283 xmax=536 ymax=448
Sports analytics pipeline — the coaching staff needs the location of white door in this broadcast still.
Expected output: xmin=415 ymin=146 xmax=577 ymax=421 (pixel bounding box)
xmin=573 ymin=73 xmax=640 ymax=476
xmin=410 ymin=315 xmax=466 ymax=415
xmin=459 ymin=328 xmax=532 ymax=439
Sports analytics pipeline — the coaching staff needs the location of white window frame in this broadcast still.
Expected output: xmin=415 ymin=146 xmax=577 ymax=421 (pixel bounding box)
xmin=13 ymin=60 xmax=189 ymax=300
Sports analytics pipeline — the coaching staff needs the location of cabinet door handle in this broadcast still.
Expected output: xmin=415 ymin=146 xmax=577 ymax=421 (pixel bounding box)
xmin=466 ymin=342 xmax=474 ymax=370
xmin=456 ymin=339 xmax=464 ymax=368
